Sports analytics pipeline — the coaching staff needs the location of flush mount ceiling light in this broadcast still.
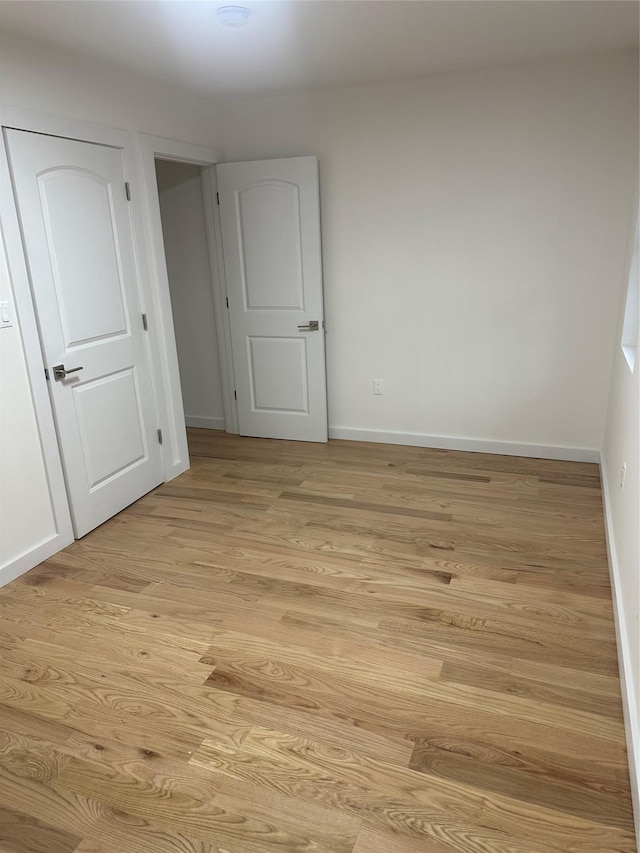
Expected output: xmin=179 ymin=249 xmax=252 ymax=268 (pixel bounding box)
xmin=216 ymin=5 xmax=251 ymax=27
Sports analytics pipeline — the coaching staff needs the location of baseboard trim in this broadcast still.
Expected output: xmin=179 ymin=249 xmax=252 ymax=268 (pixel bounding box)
xmin=328 ymin=427 xmax=600 ymax=462
xmin=0 ymin=531 xmax=74 ymax=589
xmin=184 ymin=416 xmax=226 ymax=431
xmin=600 ymin=452 xmax=640 ymax=849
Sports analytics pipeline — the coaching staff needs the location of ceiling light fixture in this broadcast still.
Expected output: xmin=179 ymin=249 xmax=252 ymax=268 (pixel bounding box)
xmin=216 ymin=6 xmax=251 ymax=27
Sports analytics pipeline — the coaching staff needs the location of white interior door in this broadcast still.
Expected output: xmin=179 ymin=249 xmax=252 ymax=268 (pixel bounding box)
xmin=5 ymin=129 xmax=164 ymax=537
xmin=217 ymin=156 xmax=328 ymax=442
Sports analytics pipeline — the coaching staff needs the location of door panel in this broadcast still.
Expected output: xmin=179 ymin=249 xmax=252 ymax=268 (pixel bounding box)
xmin=73 ymin=368 xmax=147 ymax=489
xmin=238 ymin=181 xmax=304 ymax=310
xmin=5 ymin=129 xmax=164 ymax=537
xmin=217 ymin=156 xmax=327 ymax=442
xmin=39 ymin=169 xmax=129 ymax=346
xmin=247 ymin=336 xmax=309 ymax=413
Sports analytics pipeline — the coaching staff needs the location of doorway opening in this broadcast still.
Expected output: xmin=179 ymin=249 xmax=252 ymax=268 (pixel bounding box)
xmin=144 ymin=142 xmax=327 ymax=475
xmin=154 ymin=158 xmax=228 ymax=440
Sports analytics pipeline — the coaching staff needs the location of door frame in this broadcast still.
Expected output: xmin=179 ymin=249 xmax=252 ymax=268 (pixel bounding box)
xmin=138 ymin=134 xmax=238 ymax=470
xmin=2 ymin=107 xmax=163 ymax=571
xmin=217 ymin=156 xmax=328 ymax=443
xmin=0 ymin=108 xmax=184 ymax=545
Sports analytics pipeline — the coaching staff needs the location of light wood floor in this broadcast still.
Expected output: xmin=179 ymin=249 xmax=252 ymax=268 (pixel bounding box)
xmin=0 ymin=429 xmax=636 ymax=853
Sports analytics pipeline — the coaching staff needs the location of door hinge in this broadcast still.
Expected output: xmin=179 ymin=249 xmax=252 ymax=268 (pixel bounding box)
xmin=125 ymin=182 xmax=131 ymax=201
xmin=216 ymin=192 xmax=220 ymax=205
xmin=142 ymin=313 xmax=148 ymax=331
xmin=226 ymin=297 xmax=229 ymax=308
xmin=44 ymin=367 xmax=50 ymax=381
xmin=157 ymin=428 xmax=163 ymax=445
xmin=234 ymin=390 xmax=237 ymax=401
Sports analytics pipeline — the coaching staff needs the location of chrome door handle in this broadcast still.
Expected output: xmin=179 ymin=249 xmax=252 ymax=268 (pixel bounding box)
xmin=297 ymin=320 xmax=319 ymax=331
xmin=53 ymin=363 xmax=84 ymax=381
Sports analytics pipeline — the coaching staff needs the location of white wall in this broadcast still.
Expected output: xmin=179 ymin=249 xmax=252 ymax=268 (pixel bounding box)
xmin=0 ymin=33 xmax=223 ymax=145
xmin=603 ymin=203 xmax=640 ymax=840
xmin=156 ymin=159 xmax=225 ymax=429
xmin=0 ymin=233 xmax=58 ymax=574
xmin=222 ymin=50 xmax=639 ymax=456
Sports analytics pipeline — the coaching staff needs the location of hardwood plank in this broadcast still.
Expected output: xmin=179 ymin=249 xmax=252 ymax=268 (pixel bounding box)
xmin=56 ymin=752 xmax=361 ymax=853
xmin=0 ymin=766 xmax=218 ymax=853
xmin=71 ymin=839 xmax=214 ymax=853
xmin=378 ymin=615 xmax=619 ymax=674
xmin=0 ymin=806 xmax=81 ymax=853
xmin=408 ymin=737 xmax=634 ymax=830
xmin=192 ymin=725 xmax=634 ymax=852
xmin=279 ymin=488 xmax=454 ymax=521
xmin=0 ymin=729 xmax=73 ymax=784
xmin=201 ymin=657 xmax=628 ymax=778
xmin=0 ymin=429 xmax=633 ymax=853
xmin=231 ymin=695 xmax=414 ymax=767
xmin=279 ymin=608 xmax=623 ymax=696
xmin=191 ymin=736 xmax=544 ymax=853
xmin=439 ymin=659 xmax=624 ymax=720
xmin=352 ymin=826 xmax=463 ymax=853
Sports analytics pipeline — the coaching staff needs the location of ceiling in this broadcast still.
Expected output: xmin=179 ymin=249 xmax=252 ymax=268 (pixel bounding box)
xmin=1 ymin=1 xmax=638 ymax=100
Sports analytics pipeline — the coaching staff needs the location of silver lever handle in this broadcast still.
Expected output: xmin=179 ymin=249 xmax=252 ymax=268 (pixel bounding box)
xmin=297 ymin=320 xmax=319 ymax=332
xmin=53 ymin=363 xmax=84 ymax=381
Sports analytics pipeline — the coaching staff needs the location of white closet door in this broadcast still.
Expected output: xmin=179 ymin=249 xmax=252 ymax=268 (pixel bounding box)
xmin=6 ymin=129 xmax=164 ymax=537
xmin=217 ymin=156 xmax=328 ymax=442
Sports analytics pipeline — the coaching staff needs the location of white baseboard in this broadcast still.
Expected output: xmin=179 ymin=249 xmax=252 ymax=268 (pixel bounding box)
xmin=600 ymin=453 xmax=640 ymax=849
xmin=184 ymin=416 xmax=226 ymax=431
xmin=328 ymin=426 xmax=600 ymax=462
xmin=0 ymin=531 xmax=74 ymax=589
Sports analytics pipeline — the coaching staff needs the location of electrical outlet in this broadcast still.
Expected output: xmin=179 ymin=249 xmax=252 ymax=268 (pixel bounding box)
xmin=373 ymin=379 xmax=383 ymax=395
xmin=620 ymin=462 xmax=627 ymax=490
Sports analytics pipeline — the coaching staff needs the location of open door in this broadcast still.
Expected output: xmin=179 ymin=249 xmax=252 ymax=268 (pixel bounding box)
xmin=5 ymin=129 xmax=164 ymax=537
xmin=217 ymin=156 xmax=328 ymax=442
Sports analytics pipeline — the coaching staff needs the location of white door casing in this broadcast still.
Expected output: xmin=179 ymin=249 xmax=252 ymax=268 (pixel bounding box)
xmin=217 ymin=156 xmax=328 ymax=442
xmin=138 ymin=133 xmax=230 ymax=474
xmin=5 ymin=129 xmax=164 ymax=537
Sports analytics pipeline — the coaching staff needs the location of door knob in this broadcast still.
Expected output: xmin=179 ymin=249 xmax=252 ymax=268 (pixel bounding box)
xmin=297 ymin=320 xmax=319 ymax=331
xmin=53 ymin=364 xmax=84 ymax=381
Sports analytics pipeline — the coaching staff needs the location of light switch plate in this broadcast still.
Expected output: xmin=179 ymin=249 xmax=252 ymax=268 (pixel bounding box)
xmin=0 ymin=301 xmax=12 ymax=329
